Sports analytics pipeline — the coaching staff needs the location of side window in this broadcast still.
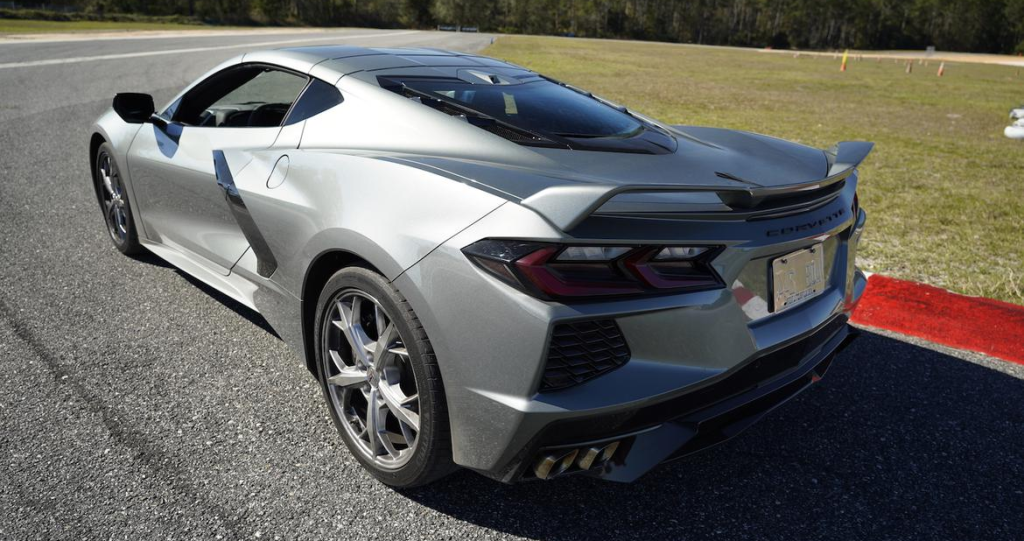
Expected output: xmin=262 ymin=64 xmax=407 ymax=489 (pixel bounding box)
xmin=284 ymin=79 xmax=344 ymax=125
xmin=174 ymin=65 xmax=308 ymax=128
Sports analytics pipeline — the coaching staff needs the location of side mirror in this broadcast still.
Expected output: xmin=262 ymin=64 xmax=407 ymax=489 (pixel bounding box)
xmin=112 ymin=93 xmax=155 ymax=124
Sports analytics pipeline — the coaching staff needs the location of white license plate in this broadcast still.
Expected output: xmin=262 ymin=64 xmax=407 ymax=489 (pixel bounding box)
xmin=771 ymin=243 xmax=825 ymax=313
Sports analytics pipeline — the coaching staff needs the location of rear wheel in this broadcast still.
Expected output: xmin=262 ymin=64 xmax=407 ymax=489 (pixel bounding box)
xmin=313 ymin=267 xmax=456 ymax=487
xmin=93 ymin=143 xmax=142 ymax=255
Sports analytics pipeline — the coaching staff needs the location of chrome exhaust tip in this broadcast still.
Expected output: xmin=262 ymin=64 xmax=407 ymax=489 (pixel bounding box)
xmin=533 ymin=441 xmax=621 ymax=479
xmin=577 ymin=441 xmax=621 ymax=470
xmin=533 ymin=449 xmax=579 ymax=480
xmin=577 ymin=446 xmax=603 ymax=471
xmin=599 ymin=441 xmax=620 ymax=463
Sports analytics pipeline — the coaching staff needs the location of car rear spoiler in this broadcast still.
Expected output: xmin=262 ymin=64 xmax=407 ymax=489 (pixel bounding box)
xmin=520 ymin=141 xmax=874 ymax=231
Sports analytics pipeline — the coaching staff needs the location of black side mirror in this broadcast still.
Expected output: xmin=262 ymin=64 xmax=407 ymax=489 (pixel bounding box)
xmin=112 ymin=93 xmax=155 ymax=124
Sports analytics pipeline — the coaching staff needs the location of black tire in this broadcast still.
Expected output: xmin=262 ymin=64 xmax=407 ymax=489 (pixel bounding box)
xmin=313 ymin=266 xmax=456 ymax=487
xmin=93 ymin=143 xmax=142 ymax=255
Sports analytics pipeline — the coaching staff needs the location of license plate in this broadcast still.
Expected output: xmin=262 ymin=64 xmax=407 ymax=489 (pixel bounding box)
xmin=771 ymin=243 xmax=825 ymax=312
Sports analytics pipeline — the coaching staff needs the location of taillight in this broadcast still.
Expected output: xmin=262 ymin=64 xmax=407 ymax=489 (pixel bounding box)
xmin=462 ymin=239 xmax=723 ymax=300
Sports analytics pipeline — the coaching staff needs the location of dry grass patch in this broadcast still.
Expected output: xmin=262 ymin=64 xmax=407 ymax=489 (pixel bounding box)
xmin=485 ymin=36 xmax=1024 ymax=304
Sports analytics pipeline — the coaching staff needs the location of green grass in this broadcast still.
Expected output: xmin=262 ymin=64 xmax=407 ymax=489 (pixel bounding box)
xmin=484 ymin=36 xmax=1024 ymax=305
xmin=0 ymin=18 xmax=219 ymax=35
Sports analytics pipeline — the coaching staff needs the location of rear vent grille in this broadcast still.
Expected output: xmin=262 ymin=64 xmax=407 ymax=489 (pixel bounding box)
xmin=541 ymin=320 xmax=631 ymax=392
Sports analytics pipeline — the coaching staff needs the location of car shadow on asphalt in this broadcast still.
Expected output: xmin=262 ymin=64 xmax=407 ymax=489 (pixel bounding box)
xmin=177 ymin=271 xmax=280 ymax=339
xmin=132 ymin=251 xmax=281 ymax=339
xmin=129 ymin=251 xmax=174 ymax=269
xmin=400 ymin=331 xmax=1024 ymax=540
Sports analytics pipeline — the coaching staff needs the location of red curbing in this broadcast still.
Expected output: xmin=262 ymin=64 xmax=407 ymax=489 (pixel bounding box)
xmin=851 ymin=275 xmax=1024 ymax=364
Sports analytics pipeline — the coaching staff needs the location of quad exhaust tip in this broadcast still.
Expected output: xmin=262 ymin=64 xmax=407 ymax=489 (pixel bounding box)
xmin=532 ymin=441 xmax=620 ymax=480
xmin=577 ymin=441 xmax=620 ymax=471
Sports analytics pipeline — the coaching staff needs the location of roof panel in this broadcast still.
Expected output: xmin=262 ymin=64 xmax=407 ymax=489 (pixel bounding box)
xmin=272 ymin=46 xmax=526 ymax=81
xmin=320 ymin=55 xmax=421 ymax=75
xmin=279 ymin=45 xmax=378 ymax=60
xmin=368 ymin=47 xmax=458 ymax=56
xmin=242 ymin=49 xmax=327 ymax=74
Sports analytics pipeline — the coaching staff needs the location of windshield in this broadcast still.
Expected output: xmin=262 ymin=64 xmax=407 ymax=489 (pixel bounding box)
xmin=392 ymin=77 xmax=644 ymax=139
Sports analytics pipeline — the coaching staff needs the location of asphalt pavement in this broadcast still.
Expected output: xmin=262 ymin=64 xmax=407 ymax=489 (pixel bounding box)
xmin=1 ymin=29 xmax=1022 ymax=540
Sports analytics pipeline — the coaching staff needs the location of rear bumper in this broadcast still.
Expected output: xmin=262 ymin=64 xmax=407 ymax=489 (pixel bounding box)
xmin=396 ymin=188 xmax=869 ymax=482
xmin=495 ymin=315 xmax=858 ymax=483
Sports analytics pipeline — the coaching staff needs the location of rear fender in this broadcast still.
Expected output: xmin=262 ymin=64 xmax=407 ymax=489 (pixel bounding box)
xmin=213 ymin=149 xmax=508 ymax=297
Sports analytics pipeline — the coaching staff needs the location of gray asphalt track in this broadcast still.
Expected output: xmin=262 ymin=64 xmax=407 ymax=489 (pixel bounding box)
xmin=1 ymin=29 xmax=1023 ymax=541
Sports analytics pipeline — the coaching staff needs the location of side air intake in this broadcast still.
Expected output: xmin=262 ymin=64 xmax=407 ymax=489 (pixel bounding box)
xmin=541 ymin=320 xmax=631 ymax=392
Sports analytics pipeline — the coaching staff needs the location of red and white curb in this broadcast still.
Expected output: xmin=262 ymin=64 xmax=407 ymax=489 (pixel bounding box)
xmin=852 ymin=274 xmax=1024 ymax=365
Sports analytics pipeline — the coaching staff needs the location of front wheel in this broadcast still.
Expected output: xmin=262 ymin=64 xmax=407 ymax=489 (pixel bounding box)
xmin=313 ymin=267 xmax=456 ymax=487
xmin=93 ymin=143 xmax=142 ymax=255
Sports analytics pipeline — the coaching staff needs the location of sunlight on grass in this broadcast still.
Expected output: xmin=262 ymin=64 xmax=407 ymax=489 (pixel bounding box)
xmin=485 ymin=36 xmax=1024 ymax=305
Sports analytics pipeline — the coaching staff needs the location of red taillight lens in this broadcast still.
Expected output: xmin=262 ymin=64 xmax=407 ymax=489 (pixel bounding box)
xmin=515 ymin=246 xmax=647 ymax=297
xmin=462 ymin=240 xmax=723 ymax=300
xmin=624 ymin=247 xmax=723 ymax=290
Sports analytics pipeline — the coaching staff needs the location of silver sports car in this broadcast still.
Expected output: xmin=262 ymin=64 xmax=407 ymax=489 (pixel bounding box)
xmin=90 ymin=46 xmax=872 ymax=487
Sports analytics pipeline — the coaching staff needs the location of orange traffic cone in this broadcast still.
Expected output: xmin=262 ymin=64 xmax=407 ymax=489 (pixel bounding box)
xmin=840 ymin=50 xmax=849 ymax=72
xmin=937 ymin=62 xmax=945 ymax=77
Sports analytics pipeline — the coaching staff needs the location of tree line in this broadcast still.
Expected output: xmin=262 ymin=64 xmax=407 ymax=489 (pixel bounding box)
xmin=27 ymin=0 xmax=1024 ymax=54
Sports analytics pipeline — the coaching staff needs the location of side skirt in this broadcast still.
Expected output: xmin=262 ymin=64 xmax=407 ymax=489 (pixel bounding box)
xmin=140 ymin=239 xmax=260 ymax=311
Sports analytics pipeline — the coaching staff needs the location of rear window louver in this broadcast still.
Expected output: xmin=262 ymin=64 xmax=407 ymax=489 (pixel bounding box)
xmin=379 ymin=77 xmax=563 ymax=148
xmin=478 ymin=122 xmax=548 ymax=144
xmin=414 ymin=94 xmax=551 ymax=145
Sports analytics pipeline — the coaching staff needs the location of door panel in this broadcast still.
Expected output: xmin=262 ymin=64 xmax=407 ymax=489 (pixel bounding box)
xmin=129 ymin=123 xmax=281 ymax=273
xmin=125 ymin=64 xmax=328 ymax=276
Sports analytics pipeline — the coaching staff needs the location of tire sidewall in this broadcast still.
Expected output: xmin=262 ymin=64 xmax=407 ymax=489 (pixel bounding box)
xmin=313 ymin=267 xmax=443 ymax=487
xmin=93 ymin=143 xmax=139 ymax=254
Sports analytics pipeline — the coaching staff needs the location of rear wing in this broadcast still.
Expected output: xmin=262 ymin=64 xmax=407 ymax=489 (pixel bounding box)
xmin=521 ymin=141 xmax=873 ymax=231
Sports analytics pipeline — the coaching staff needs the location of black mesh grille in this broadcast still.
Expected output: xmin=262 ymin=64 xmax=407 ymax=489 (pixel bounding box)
xmin=541 ymin=320 xmax=631 ymax=392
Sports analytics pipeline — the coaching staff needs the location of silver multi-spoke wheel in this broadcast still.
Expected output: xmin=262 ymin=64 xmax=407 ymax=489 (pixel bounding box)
xmin=323 ymin=290 xmax=421 ymax=469
xmin=316 ymin=268 xmax=455 ymax=486
xmin=97 ymin=153 xmax=129 ymax=244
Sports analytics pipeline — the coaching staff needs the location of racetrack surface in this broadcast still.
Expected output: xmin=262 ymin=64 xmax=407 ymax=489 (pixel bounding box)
xmin=1 ymin=29 xmax=1022 ymax=540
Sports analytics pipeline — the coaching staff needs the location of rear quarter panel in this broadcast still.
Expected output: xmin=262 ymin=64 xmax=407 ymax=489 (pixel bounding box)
xmin=226 ymin=149 xmax=509 ymax=296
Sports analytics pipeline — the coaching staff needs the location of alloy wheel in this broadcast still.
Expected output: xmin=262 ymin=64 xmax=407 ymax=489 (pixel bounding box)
xmin=322 ymin=290 xmax=421 ymax=469
xmin=97 ymin=153 xmax=129 ymax=244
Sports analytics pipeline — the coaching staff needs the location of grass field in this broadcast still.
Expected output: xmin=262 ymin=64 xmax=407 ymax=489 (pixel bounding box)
xmin=485 ymin=36 xmax=1024 ymax=305
xmin=0 ymin=18 xmax=217 ymax=35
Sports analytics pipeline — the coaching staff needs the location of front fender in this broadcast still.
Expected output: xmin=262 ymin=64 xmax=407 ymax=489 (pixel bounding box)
xmin=91 ymin=109 xmax=147 ymax=236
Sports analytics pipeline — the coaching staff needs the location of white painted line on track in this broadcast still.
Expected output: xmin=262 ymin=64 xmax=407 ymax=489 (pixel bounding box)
xmin=0 ymin=28 xmax=341 ymax=46
xmin=0 ymin=30 xmax=420 ymax=70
